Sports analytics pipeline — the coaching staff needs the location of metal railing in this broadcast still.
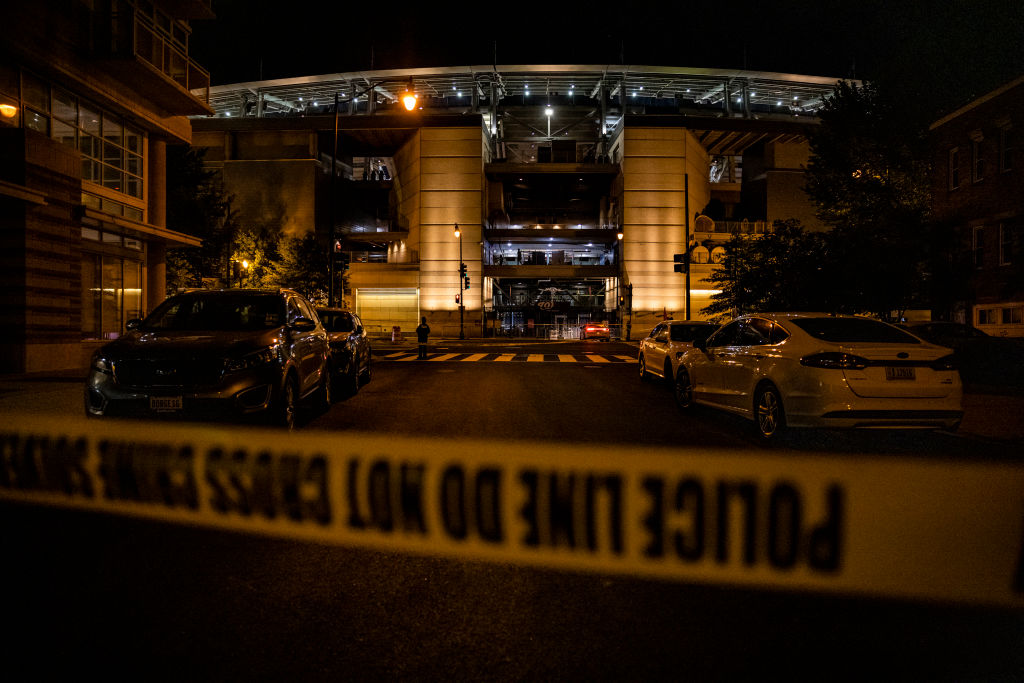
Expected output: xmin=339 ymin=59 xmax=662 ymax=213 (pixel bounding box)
xmin=133 ymin=15 xmax=210 ymax=105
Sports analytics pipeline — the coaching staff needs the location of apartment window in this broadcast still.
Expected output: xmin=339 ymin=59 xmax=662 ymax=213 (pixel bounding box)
xmin=1000 ymin=224 xmax=1015 ymax=266
xmin=977 ymin=308 xmax=998 ymax=325
xmin=948 ymin=147 xmax=960 ymax=189
xmin=82 ymin=253 xmax=143 ymax=340
xmin=973 ymin=226 xmax=985 ymax=268
xmin=1004 ymin=306 xmax=1023 ymax=325
xmin=972 ymin=139 xmax=985 ymax=183
xmin=999 ymin=126 xmax=1014 ymax=172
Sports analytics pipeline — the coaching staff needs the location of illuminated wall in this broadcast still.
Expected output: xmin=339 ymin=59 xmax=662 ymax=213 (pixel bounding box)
xmin=621 ymin=126 xmax=710 ymax=325
xmin=414 ymin=126 xmax=484 ymax=316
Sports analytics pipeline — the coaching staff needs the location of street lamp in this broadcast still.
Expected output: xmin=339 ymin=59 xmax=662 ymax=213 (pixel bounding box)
xmin=455 ymin=224 xmax=464 ymax=339
xmin=402 ymin=80 xmax=418 ymax=111
xmin=544 ymin=105 xmax=553 ymax=138
xmin=329 ymin=91 xmax=340 ymax=306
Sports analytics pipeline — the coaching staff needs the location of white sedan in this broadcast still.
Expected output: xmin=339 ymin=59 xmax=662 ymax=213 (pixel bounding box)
xmin=638 ymin=320 xmax=718 ymax=383
xmin=674 ymin=313 xmax=963 ymax=442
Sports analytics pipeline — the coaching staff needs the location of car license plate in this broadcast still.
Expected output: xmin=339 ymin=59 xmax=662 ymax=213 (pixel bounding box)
xmin=150 ymin=396 xmax=183 ymax=411
xmin=885 ymin=367 xmax=915 ymax=381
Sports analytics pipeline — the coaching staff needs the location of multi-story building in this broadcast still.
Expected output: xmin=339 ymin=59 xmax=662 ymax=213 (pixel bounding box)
xmin=0 ymin=0 xmax=213 ymax=372
xmin=193 ymin=65 xmax=840 ymax=339
xmin=930 ymin=75 xmax=1023 ymax=337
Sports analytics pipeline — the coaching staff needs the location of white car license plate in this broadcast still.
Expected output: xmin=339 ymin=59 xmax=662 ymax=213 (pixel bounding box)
xmin=885 ymin=367 xmax=915 ymax=381
xmin=150 ymin=396 xmax=183 ymax=411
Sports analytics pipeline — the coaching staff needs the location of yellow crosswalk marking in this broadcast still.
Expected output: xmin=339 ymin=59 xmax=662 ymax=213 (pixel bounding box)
xmin=557 ymin=355 xmax=576 ymax=362
xmin=614 ymin=355 xmax=636 ymax=362
xmin=431 ymin=353 xmax=459 ymax=361
xmin=495 ymin=354 xmax=515 ymax=362
xmin=585 ymin=354 xmax=609 ymax=363
xmin=527 ymin=354 xmax=545 ymax=362
xmin=461 ymin=353 xmax=487 ymax=361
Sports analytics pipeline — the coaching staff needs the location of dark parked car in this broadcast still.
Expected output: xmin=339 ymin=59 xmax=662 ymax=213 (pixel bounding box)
xmin=906 ymin=321 xmax=1024 ymax=387
xmin=85 ymin=289 xmax=332 ymax=429
xmin=316 ymin=308 xmax=372 ymax=394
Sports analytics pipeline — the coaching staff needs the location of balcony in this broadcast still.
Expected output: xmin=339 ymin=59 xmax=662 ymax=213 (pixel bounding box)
xmin=95 ymin=8 xmax=212 ymax=116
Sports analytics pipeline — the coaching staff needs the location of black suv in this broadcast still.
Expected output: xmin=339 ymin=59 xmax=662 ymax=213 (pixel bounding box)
xmin=316 ymin=308 xmax=372 ymax=394
xmin=85 ymin=289 xmax=331 ymax=429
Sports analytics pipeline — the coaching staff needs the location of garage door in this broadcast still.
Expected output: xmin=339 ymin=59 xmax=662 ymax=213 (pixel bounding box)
xmin=355 ymin=288 xmax=419 ymax=335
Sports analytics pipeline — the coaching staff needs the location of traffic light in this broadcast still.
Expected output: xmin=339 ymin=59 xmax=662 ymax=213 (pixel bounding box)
xmin=464 ymin=276 xmax=470 ymax=290
xmin=455 ymin=293 xmax=461 ymax=304
xmin=673 ymin=253 xmax=688 ymax=274
xmin=334 ymin=239 xmax=343 ymax=253
xmin=459 ymin=262 xmax=467 ymax=277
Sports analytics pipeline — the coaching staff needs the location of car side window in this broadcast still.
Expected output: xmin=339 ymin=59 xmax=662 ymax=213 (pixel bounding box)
xmin=736 ymin=321 xmax=769 ymax=346
xmin=746 ymin=318 xmax=776 ymax=345
xmin=287 ymin=297 xmax=305 ymax=324
xmin=648 ymin=324 xmax=664 ymax=339
xmin=654 ymin=326 xmax=669 ymax=342
xmin=707 ymin=321 xmax=741 ymax=347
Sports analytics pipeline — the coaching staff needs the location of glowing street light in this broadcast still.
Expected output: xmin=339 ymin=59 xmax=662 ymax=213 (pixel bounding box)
xmin=402 ymin=80 xmax=418 ymax=111
xmin=454 ymin=224 xmax=464 ymax=339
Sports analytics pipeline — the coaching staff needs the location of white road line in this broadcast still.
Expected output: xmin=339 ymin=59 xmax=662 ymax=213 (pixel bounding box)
xmin=431 ymin=353 xmax=459 ymax=361
xmin=494 ymin=354 xmax=516 ymax=362
xmin=527 ymin=354 xmax=545 ymax=362
xmin=585 ymin=354 xmax=609 ymax=363
xmin=557 ymin=355 xmax=576 ymax=363
xmin=614 ymin=355 xmax=636 ymax=362
xmin=462 ymin=353 xmax=487 ymax=361
xmin=384 ymin=352 xmax=409 ymax=358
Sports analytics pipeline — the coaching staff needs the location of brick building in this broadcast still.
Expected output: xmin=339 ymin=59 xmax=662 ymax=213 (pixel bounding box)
xmin=930 ymin=75 xmax=1023 ymax=336
xmin=0 ymin=0 xmax=212 ymax=372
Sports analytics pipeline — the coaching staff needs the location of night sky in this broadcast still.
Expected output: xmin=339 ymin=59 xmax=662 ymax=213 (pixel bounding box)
xmin=190 ymin=0 xmax=1024 ymax=120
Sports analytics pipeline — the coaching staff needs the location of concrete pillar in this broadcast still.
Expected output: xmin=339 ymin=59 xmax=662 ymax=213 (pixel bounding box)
xmin=147 ymin=138 xmax=167 ymax=310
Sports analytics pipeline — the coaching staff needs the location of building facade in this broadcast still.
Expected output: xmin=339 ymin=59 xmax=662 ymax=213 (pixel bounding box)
xmin=0 ymin=0 xmax=212 ymax=373
xmin=193 ymin=65 xmax=840 ymax=338
xmin=930 ymin=75 xmax=1023 ymax=337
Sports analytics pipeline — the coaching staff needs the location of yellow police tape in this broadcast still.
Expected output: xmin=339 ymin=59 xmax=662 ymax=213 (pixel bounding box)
xmin=1 ymin=414 xmax=1021 ymax=609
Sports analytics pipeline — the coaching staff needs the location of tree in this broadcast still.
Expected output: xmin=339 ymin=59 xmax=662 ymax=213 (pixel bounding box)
xmin=703 ymin=220 xmax=835 ymax=319
xmin=165 ymin=146 xmax=236 ymax=290
xmin=803 ymin=80 xmax=932 ymax=319
xmin=266 ymin=233 xmax=339 ymax=306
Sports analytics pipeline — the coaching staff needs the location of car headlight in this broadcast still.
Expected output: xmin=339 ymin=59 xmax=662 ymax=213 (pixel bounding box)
xmin=91 ymin=354 xmax=113 ymax=375
xmin=225 ymin=347 xmax=281 ymax=373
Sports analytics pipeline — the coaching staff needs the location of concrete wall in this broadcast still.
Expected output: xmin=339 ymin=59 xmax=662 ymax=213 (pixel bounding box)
xmin=620 ymin=126 xmax=709 ymax=329
xmin=415 ymin=127 xmax=484 ymax=315
xmin=194 ymin=129 xmax=318 ymax=240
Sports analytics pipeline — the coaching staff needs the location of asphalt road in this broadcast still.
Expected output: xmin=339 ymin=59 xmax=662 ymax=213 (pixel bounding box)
xmin=2 ymin=341 xmax=1022 ymax=680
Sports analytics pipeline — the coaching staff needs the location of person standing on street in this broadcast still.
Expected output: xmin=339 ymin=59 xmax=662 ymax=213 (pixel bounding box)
xmin=416 ymin=316 xmax=430 ymax=360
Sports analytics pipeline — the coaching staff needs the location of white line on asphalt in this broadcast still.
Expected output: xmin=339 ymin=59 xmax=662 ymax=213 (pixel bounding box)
xmin=431 ymin=353 xmax=459 ymax=362
xmin=614 ymin=355 xmax=636 ymax=362
xmin=461 ymin=353 xmax=487 ymax=361
xmin=494 ymin=354 xmax=515 ymax=362
xmin=585 ymin=354 xmax=610 ymax=363
xmin=527 ymin=354 xmax=545 ymax=362
xmin=557 ymin=355 xmax=576 ymax=362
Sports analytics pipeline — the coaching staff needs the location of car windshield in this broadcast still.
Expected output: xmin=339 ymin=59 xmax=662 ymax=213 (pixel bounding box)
xmin=789 ymin=317 xmax=921 ymax=344
xmin=320 ymin=312 xmax=355 ymax=332
xmin=142 ymin=294 xmax=285 ymax=331
xmin=670 ymin=324 xmax=714 ymax=342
